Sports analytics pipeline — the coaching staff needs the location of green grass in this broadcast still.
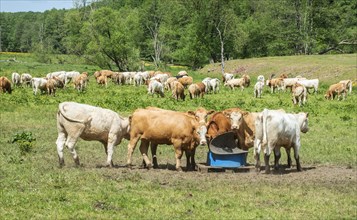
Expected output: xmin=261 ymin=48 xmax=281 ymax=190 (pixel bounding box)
xmin=0 ymin=53 xmax=356 ymax=219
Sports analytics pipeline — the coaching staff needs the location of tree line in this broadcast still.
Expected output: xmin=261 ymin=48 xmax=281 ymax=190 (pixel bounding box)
xmin=0 ymin=0 xmax=356 ymax=71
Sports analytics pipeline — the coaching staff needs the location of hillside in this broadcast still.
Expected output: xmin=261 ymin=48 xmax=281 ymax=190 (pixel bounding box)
xmin=199 ymin=54 xmax=357 ymax=84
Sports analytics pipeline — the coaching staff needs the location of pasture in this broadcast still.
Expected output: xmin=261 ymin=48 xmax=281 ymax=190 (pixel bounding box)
xmin=0 ymin=53 xmax=356 ymax=219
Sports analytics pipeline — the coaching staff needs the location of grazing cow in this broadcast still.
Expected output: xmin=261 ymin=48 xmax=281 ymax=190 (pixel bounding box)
xmin=126 ymin=108 xmax=208 ymax=171
xmin=177 ymin=70 xmax=188 ymax=76
xmin=0 ymin=76 xmax=12 ymax=94
xmin=188 ymin=82 xmax=205 ymax=99
xmin=20 ymin=73 xmax=32 ymax=87
xmin=172 ymin=81 xmax=185 ymax=101
xmin=112 ymin=72 xmax=125 ymax=85
xmin=97 ymin=75 xmax=108 ymax=87
xmin=52 ymin=76 xmax=65 ymax=89
xmin=266 ymin=78 xmax=284 ymax=93
xmin=73 ymin=72 xmax=89 ymax=92
xmin=282 ymin=77 xmax=306 ymax=91
xmin=224 ymin=78 xmax=246 ymax=90
xmin=325 ymin=82 xmax=347 ymax=100
xmin=165 ymin=77 xmax=177 ymax=90
xmin=254 ymin=81 xmax=264 ymax=98
xmin=11 ymin=72 xmax=21 ymax=86
xmin=46 ymin=78 xmax=56 ymax=96
xmin=339 ymin=80 xmax=352 ymax=94
xmin=31 ymin=77 xmax=47 ymax=95
xmin=209 ymin=78 xmax=220 ymax=93
xmin=56 ymin=102 xmax=130 ymax=167
xmin=178 ymin=76 xmax=193 ymax=88
xmin=222 ymin=73 xmax=234 ymax=83
xmin=147 ymin=80 xmax=164 ymax=97
xmin=65 ymin=71 xmax=80 ymax=85
xmin=292 ymin=83 xmax=307 ymax=106
xmin=202 ymin=77 xmax=212 ymax=93
xmin=47 ymin=71 xmax=66 ymax=79
xmin=297 ymin=79 xmax=319 ymax=94
xmin=134 ymin=73 xmax=144 ymax=86
xmin=242 ymin=74 xmax=250 ymax=87
xmin=254 ymin=109 xmax=309 ymax=173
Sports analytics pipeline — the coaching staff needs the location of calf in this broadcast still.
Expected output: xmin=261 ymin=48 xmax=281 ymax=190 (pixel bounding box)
xmin=97 ymin=75 xmax=108 ymax=87
xmin=339 ymin=80 xmax=352 ymax=94
xmin=147 ymin=80 xmax=164 ymax=97
xmin=20 ymin=73 xmax=32 ymax=87
xmin=11 ymin=72 xmax=21 ymax=87
xmin=56 ymin=102 xmax=130 ymax=167
xmin=292 ymin=83 xmax=307 ymax=106
xmin=254 ymin=81 xmax=264 ymax=98
xmin=224 ymin=78 xmax=246 ymax=90
xmin=325 ymin=83 xmax=347 ymax=100
xmin=178 ymin=76 xmax=193 ymax=88
xmin=46 ymin=78 xmax=56 ymax=96
xmin=31 ymin=77 xmax=47 ymax=95
xmin=0 ymin=76 xmax=12 ymax=94
xmin=266 ymin=78 xmax=284 ymax=93
xmin=172 ymin=81 xmax=185 ymax=101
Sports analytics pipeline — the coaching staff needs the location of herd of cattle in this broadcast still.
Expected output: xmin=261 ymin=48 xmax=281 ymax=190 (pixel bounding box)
xmin=57 ymin=101 xmax=309 ymax=173
xmin=0 ymin=70 xmax=353 ymax=106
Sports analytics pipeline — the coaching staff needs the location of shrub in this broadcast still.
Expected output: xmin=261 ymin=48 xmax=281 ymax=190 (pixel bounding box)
xmin=10 ymin=131 xmax=36 ymax=155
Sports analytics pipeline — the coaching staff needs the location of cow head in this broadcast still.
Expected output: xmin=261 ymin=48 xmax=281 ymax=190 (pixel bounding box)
xmin=224 ymin=111 xmax=244 ymax=130
xmin=187 ymin=108 xmax=215 ymax=126
xmin=298 ymin=112 xmax=309 ymax=133
xmin=196 ymin=125 xmax=208 ymax=146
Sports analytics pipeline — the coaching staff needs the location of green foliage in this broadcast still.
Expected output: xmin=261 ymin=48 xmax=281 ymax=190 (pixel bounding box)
xmin=10 ymin=131 xmax=36 ymax=155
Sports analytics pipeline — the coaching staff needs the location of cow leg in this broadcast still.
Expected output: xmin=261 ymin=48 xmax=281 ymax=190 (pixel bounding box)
xmin=126 ymin=135 xmax=140 ymax=167
xmin=264 ymin=144 xmax=272 ymax=174
xmin=293 ymin=144 xmax=302 ymax=172
xmin=273 ymin=147 xmax=281 ymax=171
xmin=56 ymin=132 xmax=67 ymax=167
xmin=285 ymin=147 xmax=292 ymax=168
xmin=150 ymin=143 xmax=159 ymax=169
xmin=185 ymin=148 xmax=196 ymax=171
xmin=106 ymin=133 xmax=120 ymax=167
xmin=173 ymin=143 xmax=183 ymax=171
xmin=139 ymin=139 xmax=152 ymax=169
xmin=65 ymin=138 xmax=80 ymax=166
xmin=253 ymin=139 xmax=261 ymax=172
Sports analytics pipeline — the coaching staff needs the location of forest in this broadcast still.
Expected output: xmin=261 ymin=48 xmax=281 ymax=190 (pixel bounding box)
xmin=0 ymin=0 xmax=356 ymax=70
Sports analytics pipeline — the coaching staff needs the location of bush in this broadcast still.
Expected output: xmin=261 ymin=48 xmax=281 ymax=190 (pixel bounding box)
xmin=10 ymin=131 xmax=36 ymax=155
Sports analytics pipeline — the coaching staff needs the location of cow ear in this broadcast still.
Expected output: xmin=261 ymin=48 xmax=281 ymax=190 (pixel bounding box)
xmin=222 ymin=111 xmax=230 ymax=118
xmin=187 ymin=111 xmax=195 ymax=116
xmin=208 ymin=110 xmax=215 ymax=115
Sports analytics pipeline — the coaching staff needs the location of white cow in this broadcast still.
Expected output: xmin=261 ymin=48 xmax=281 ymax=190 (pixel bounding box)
xmin=297 ymin=79 xmax=319 ymax=94
xmin=46 ymin=71 xmax=66 ymax=79
xmin=148 ymin=80 xmax=164 ymax=97
xmin=31 ymin=77 xmax=48 ymax=95
xmin=257 ymin=75 xmax=265 ymax=83
xmin=56 ymin=102 xmax=130 ymax=167
xmin=254 ymin=109 xmax=309 ymax=173
xmin=254 ymin=81 xmax=264 ymax=98
xmin=282 ymin=77 xmax=306 ymax=91
xmin=209 ymin=78 xmax=220 ymax=93
xmin=134 ymin=73 xmax=144 ymax=86
xmin=224 ymin=78 xmax=246 ymax=91
xmin=202 ymin=77 xmax=212 ymax=93
xmin=339 ymin=80 xmax=352 ymax=94
xmin=11 ymin=72 xmax=21 ymax=86
xmin=223 ymin=73 xmax=234 ymax=83
xmin=65 ymin=71 xmax=80 ymax=85
xmin=20 ymin=73 xmax=32 ymax=87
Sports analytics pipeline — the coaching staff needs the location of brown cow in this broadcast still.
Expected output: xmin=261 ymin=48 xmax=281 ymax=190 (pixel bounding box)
xmin=46 ymin=78 xmax=56 ymax=96
xmin=0 ymin=76 xmax=12 ymax=94
xmin=172 ymin=81 xmax=185 ymax=101
xmin=97 ymin=75 xmax=108 ymax=87
xmin=178 ymin=76 xmax=193 ymax=88
xmin=188 ymin=82 xmax=205 ymax=99
xmin=325 ymin=82 xmax=347 ymax=100
xmin=266 ymin=78 xmax=284 ymax=93
xmin=242 ymin=74 xmax=250 ymax=87
xmin=126 ymin=108 xmax=208 ymax=171
xmin=206 ymin=112 xmax=232 ymax=143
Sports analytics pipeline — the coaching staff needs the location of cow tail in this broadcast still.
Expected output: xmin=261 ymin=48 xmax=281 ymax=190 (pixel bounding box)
xmin=262 ymin=109 xmax=268 ymax=146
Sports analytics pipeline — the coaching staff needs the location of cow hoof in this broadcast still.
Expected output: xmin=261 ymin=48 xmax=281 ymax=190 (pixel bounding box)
xmin=176 ymin=167 xmax=183 ymax=172
xmin=146 ymin=163 xmax=153 ymax=170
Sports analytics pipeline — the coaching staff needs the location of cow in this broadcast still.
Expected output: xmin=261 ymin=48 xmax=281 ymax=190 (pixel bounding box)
xmin=178 ymin=76 xmax=193 ymax=88
xmin=11 ymin=72 xmax=21 ymax=86
xmin=282 ymin=77 xmax=307 ymax=91
xmin=20 ymin=73 xmax=32 ymax=87
xmin=224 ymin=78 xmax=246 ymax=90
xmin=339 ymin=80 xmax=352 ymax=94
xmin=172 ymin=81 xmax=185 ymax=101
xmin=325 ymin=82 xmax=347 ymax=100
xmin=242 ymin=74 xmax=250 ymax=87
xmin=297 ymin=79 xmax=319 ymax=94
xmin=112 ymin=72 xmax=125 ymax=85
xmin=73 ymin=72 xmax=89 ymax=92
xmin=292 ymin=83 xmax=307 ymax=106
xmin=147 ymin=80 xmax=164 ymax=97
xmin=177 ymin=70 xmax=188 ymax=76
xmin=46 ymin=78 xmax=56 ymax=96
xmin=209 ymin=78 xmax=220 ymax=93
xmin=53 ymin=76 xmax=65 ymax=89
xmin=165 ymin=77 xmax=177 ymax=90
xmin=31 ymin=77 xmax=47 ymax=95
xmin=0 ymin=76 xmax=12 ymax=94
xmin=202 ymin=77 xmax=212 ymax=93
xmin=134 ymin=73 xmax=144 ymax=86
xmin=188 ymin=82 xmax=205 ymax=99
xmin=222 ymin=73 xmax=234 ymax=83
xmin=266 ymin=78 xmax=284 ymax=93
xmin=257 ymin=75 xmax=265 ymax=83
xmin=254 ymin=81 xmax=264 ymax=98
xmin=254 ymin=109 xmax=309 ymax=173
xmin=56 ymin=102 xmax=130 ymax=167
xmin=97 ymin=75 xmax=108 ymax=87
xmin=126 ymin=108 xmax=208 ymax=171
xmin=65 ymin=71 xmax=80 ymax=85
xmin=206 ymin=111 xmax=232 ymax=143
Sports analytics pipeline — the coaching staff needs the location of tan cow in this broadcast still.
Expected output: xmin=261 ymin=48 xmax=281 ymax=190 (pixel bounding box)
xmin=206 ymin=111 xmax=233 ymax=143
xmin=224 ymin=78 xmax=246 ymax=90
xmin=126 ymin=108 xmax=208 ymax=171
xmin=165 ymin=77 xmax=177 ymax=90
xmin=266 ymin=78 xmax=284 ymax=93
xmin=46 ymin=78 xmax=56 ymax=96
xmin=188 ymin=82 xmax=205 ymax=99
xmin=178 ymin=76 xmax=193 ymax=88
xmin=292 ymin=83 xmax=307 ymax=106
xmin=73 ymin=72 xmax=89 ymax=92
xmin=339 ymin=80 xmax=352 ymax=94
xmin=0 ymin=76 xmax=12 ymax=94
xmin=172 ymin=81 xmax=185 ymax=101
xmin=325 ymin=82 xmax=347 ymax=100
xmin=242 ymin=74 xmax=250 ymax=87
xmin=97 ymin=75 xmax=108 ymax=87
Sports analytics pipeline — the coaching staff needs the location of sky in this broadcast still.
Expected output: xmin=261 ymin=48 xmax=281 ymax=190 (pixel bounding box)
xmin=0 ymin=0 xmax=74 ymax=12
